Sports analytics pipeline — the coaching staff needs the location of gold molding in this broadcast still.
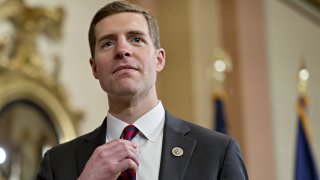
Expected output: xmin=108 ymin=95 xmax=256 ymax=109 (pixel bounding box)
xmin=0 ymin=69 xmax=81 ymax=143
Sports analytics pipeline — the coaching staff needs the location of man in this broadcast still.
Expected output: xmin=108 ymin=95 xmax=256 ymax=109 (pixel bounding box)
xmin=37 ymin=1 xmax=248 ymax=180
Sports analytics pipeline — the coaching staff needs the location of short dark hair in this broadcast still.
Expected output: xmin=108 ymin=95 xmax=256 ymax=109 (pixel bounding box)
xmin=88 ymin=1 xmax=160 ymax=58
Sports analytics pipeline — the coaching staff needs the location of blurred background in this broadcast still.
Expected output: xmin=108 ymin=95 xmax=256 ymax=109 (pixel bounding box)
xmin=0 ymin=0 xmax=319 ymax=179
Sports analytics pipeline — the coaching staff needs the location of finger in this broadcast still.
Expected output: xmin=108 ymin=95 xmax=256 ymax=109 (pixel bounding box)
xmin=81 ymin=140 xmax=139 ymax=179
xmin=92 ymin=139 xmax=139 ymax=165
xmin=92 ymin=139 xmax=137 ymax=158
xmin=116 ymin=158 xmax=139 ymax=173
xmin=114 ymin=142 xmax=139 ymax=165
xmin=102 ymin=139 xmax=138 ymax=149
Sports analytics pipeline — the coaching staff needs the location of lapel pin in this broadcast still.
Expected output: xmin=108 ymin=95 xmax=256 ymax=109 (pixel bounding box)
xmin=172 ymin=147 xmax=183 ymax=157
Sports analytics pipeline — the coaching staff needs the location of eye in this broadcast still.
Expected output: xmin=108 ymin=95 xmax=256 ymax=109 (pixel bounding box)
xmin=132 ymin=37 xmax=142 ymax=42
xmin=130 ymin=37 xmax=144 ymax=45
xmin=101 ymin=41 xmax=114 ymax=49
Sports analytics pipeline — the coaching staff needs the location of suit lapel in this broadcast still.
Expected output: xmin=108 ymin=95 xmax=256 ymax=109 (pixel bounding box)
xmin=75 ymin=118 xmax=107 ymax=176
xmin=159 ymin=112 xmax=197 ymax=180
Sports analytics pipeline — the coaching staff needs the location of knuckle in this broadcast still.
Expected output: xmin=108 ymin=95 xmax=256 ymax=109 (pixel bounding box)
xmin=93 ymin=147 xmax=102 ymax=157
xmin=124 ymin=146 xmax=131 ymax=154
xmin=119 ymin=140 xmax=126 ymax=146
xmin=118 ymin=141 xmax=128 ymax=150
xmin=106 ymin=165 xmax=117 ymax=174
xmin=95 ymin=146 xmax=102 ymax=153
xmin=119 ymin=144 xmax=130 ymax=154
xmin=94 ymin=147 xmax=108 ymax=159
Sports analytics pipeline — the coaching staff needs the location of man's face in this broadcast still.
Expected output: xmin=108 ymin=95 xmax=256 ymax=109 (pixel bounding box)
xmin=90 ymin=12 xmax=165 ymax=99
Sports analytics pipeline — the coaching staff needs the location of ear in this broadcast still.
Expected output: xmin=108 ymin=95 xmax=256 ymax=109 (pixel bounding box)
xmin=156 ymin=48 xmax=165 ymax=72
xmin=89 ymin=57 xmax=99 ymax=79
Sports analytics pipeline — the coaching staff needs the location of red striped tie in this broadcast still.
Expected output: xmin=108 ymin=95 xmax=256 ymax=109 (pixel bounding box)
xmin=118 ymin=125 xmax=139 ymax=180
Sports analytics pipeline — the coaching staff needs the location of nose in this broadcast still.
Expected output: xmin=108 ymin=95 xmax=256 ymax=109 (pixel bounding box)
xmin=115 ymin=39 xmax=132 ymax=59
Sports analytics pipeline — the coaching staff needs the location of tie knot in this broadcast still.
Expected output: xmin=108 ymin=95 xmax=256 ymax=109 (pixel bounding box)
xmin=121 ymin=125 xmax=139 ymax=141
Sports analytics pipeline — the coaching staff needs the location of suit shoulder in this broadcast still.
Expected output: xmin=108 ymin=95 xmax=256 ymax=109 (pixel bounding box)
xmin=165 ymin=111 xmax=233 ymax=145
xmin=186 ymin=120 xmax=230 ymax=140
xmin=46 ymin=128 xmax=99 ymax=156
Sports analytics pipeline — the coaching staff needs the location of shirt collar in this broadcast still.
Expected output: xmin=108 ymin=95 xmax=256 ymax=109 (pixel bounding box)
xmin=106 ymin=101 xmax=165 ymax=143
xmin=106 ymin=113 xmax=128 ymax=141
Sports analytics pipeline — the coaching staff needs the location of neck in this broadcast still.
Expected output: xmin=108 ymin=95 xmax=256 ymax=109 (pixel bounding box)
xmin=107 ymin=88 xmax=159 ymax=124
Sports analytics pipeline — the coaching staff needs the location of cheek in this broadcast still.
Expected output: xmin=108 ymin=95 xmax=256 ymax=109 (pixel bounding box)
xmin=143 ymin=58 xmax=157 ymax=73
xmin=95 ymin=56 xmax=110 ymax=71
xmin=145 ymin=60 xmax=158 ymax=80
xmin=94 ymin=62 xmax=110 ymax=81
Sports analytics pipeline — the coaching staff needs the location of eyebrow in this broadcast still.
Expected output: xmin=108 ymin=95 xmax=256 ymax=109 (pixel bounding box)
xmin=97 ymin=34 xmax=115 ymax=45
xmin=127 ymin=30 xmax=146 ymax=37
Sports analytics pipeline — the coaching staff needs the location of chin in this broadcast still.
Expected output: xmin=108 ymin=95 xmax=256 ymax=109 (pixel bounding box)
xmin=117 ymin=88 xmax=138 ymax=95
xmin=105 ymin=86 xmax=139 ymax=96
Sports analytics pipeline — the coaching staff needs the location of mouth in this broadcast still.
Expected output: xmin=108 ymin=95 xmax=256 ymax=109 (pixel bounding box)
xmin=113 ymin=65 xmax=139 ymax=74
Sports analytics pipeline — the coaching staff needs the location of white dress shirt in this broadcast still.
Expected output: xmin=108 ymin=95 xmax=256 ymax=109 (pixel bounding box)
xmin=106 ymin=101 xmax=165 ymax=180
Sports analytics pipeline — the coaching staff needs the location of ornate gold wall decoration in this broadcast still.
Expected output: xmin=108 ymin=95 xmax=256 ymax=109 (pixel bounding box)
xmin=0 ymin=0 xmax=81 ymax=179
xmin=0 ymin=0 xmax=64 ymax=78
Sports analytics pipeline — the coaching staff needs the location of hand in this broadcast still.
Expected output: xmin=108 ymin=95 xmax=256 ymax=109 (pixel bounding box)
xmin=78 ymin=139 xmax=139 ymax=180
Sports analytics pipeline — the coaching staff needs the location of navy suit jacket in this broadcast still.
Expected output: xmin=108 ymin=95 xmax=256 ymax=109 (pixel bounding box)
xmin=37 ymin=111 xmax=248 ymax=180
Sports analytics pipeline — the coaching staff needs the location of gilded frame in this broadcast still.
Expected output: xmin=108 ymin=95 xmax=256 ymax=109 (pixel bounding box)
xmin=0 ymin=71 xmax=78 ymax=143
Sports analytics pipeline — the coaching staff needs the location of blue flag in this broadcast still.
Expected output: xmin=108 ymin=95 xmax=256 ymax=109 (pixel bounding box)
xmin=295 ymin=97 xmax=319 ymax=180
xmin=213 ymin=96 xmax=227 ymax=134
